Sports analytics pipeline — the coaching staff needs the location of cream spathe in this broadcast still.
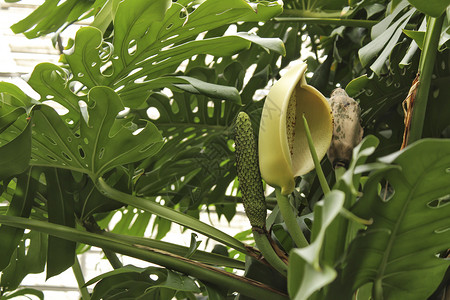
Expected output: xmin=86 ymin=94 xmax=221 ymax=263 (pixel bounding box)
xmin=258 ymin=62 xmax=333 ymax=195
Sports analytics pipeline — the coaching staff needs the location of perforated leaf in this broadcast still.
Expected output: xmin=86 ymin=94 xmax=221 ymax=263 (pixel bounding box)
xmin=58 ymin=0 xmax=283 ymax=108
xmin=30 ymin=86 xmax=163 ymax=179
xmin=0 ymin=83 xmax=34 ymax=179
xmin=10 ymin=0 xmax=106 ymax=38
xmin=358 ymin=0 xmax=416 ymax=75
xmin=340 ymin=139 xmax=450 ymax=300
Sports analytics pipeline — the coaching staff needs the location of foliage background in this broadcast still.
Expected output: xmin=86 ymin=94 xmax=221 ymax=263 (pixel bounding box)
xmin=0 ymin=0 xmax=450 ymax=299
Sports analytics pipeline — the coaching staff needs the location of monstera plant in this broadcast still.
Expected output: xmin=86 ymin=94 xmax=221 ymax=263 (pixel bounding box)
xmin=1 ymin=0 xmax=450 ymax=299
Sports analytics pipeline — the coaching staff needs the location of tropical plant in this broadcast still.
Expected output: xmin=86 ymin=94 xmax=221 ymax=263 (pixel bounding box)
xmin=1 ymin=0 xmax=450 ymax=299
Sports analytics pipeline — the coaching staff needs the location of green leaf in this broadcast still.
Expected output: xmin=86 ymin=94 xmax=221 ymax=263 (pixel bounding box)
xmin=10 ymin=0 xmax=105 ymax=38
xmin=407 ymin=0 xmax=450 ymax=17
xmin=346 ymin=42 xmax=418 ymax=157
xmin=27 ymin=63 xmax=81 ymax=126
xmin=403 ymin=29 xmax=425 ymax=49
xmin=0 ymin=216 xmax=288 ymax=300
xmin=111 ymin=206 xmax=152 ymax=237
xmin=30 ymin=86 xmax=164 ymax=178
xmin=0 ymin=168 xmax=40 ymax=271
xmin=340 ymin=139 xmax=450 ymax=300
xmin=185 ymin=233 xmax=202 ymax=259
xmin=359 ymin=4 xmax=416 ymax=74
xmin=0 ymin=120 xmax=32 ymax=180
xmin=3 ymin=288 xmax=44 ymax=300
xmin=0 ymin=231 xmax=47 ymax=291
xmin=100 ymin=231 xmax=245 ymax=269
xmin=58 ymin=0 xmax=283 ymax=107
xmin=96 ymin=177 xmax=248 ymax=253
xmin=0 ymin=82 xmax=33 ymax=180
xmin=44 ymin=168 xmax=76 ymax=279
xmin=288 ymin=191 xmax=345 ymax=300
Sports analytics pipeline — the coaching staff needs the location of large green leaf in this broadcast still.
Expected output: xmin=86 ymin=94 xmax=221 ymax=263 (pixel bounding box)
xmin=0 ymin=83 xmax=34 ymax=180
xmin=407 ymin=0 xmax=450 ymax=18
xmin=0 ymin=215 xmax=288 ymax=300
xmin=87 ymin=266 xmax=201 ymax=300
xmin=134 ymin=18 xmax=301 ymax=221
xmin=10 ymin=0 xmax=106 ymax=38
xmin=358 ymin=0 xmax=416 ymax=75
xmin=30 ymin=86 xmax=163 ymax=178
xmin=57 ymin=0 xmax=283 ymax=108
xmin=346 ymin=42 xmax=419 ymax=156
xmin=44 ymin=168 xmax=76 ymax=279
xmin=339 ymin=139 xmax=450 ymax=300
xmin=0 ymin=168 xmax=40 ymax=271
xmin=0 ymin=231 xmax=47 ymax=291
xmin=288 ymin=191 xmax=344 ymax=300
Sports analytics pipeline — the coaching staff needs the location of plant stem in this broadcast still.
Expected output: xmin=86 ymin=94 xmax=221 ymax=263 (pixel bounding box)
xmin=0 ymin=215 xmax=288 ymax=300
xmin=339 ymin=207 xmax=373 ymax=226
xmin=302 ymin=114 xmax=331 ymax=196
xmin=275 ymin=17 xmax=381 ymax=28
xmin=408 ymin=14 xmax=445 ymax=144
xmin=72 ymin=256 xmax=91 ymax=300
xmin=95 ymin=177 xmax=248 ymax=254
xmin=103 ymin=249 xmax=123 ymax=269
xmin=252 ymin=230 xmax=288 ymax=276
xmin=275 ymin=187 xmax=309 ymax=248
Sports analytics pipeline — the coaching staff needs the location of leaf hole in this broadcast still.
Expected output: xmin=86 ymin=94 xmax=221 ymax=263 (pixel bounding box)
xmin=83 ymin=138 xmax=89 ymax=145
xmin=433 ymin=88 xmax=439 ymax=99
xmin=161 ymin=35 xmax=179 ymax=43
xmin=78 ymin=146 xmax=86 ymax=159
xmin=434 ymin=226 xmax=450 ymax=234
xmin=194 ymin=116 xmax=200 ymax=123
xmin=100 ymin=61 xmax=113 ymax=76
xmin=115 ymin=85 xmax=125 ymax=93
xmin=91 ymin=62 xmax=97 ymax=67
xmin=149 ymin=274 xmax=159 ymax=281
xmin=128 ymin=39 xmax=137 ymax=55
xmin=427 ymin=195 xmax=450 ymax=208
xmin=166 ymin=23 xmax=173 ymax=30
xmin=42 ymin=133 xmax=57 ymax=146
xmin=47 ymin=155 xmax=57 ymax=161
xmin=207 ymin=101 xmax=214 ymax=118
xmin=67 ymin=137 xmax=72 ymax=142
xmin=365 ymin=89 xmax=373 ymax=96
xmin=179 ymin=7 xmax=187 ymax=19
xmin=77 ymin=73 xmax=84 ymax=78
xmin=134 ymin=76 xmax=146 ymax=84
xmin=62 ymin=152 xmax=72 ymax=161
xmin=147 ymin=107 xmax=160 ymax=120
xmin=98 ymin=147 xmax=105 ymax=159
xmin=171 ymin=99 xmax=179 ymax=114
xmin=378 ymin=181 xmax=394 ymax=202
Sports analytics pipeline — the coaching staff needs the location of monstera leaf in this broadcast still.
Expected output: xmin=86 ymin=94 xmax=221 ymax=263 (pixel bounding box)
xmin=134 ymin=18 xmax=303 ymax=218
xmin=346 ymin=42 xmax=419 ymax=156
xmin=51 ymin=0 xmax=285 ymax=107
xmin=358 ymin=0 xmax=416 ymax=75
xmin=338 ymin=139 xmax=450 ymax=300
xmin=30 ymin=86 xmax=163 ymax=179
xmin=0 ymin=83 xmax=35 ymax=180
xmin=9 ymin=0 xmax=105 ymax=38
